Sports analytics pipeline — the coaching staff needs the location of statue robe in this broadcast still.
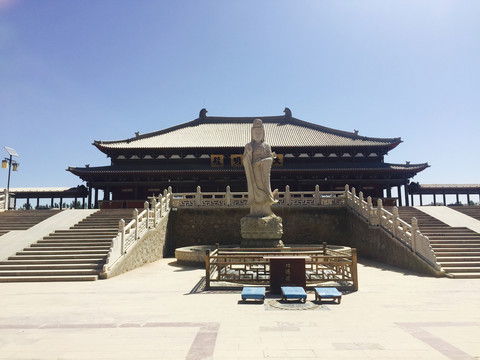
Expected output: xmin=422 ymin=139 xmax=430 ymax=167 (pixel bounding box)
xmin=243 ymin=141 xmax=276 ymax=217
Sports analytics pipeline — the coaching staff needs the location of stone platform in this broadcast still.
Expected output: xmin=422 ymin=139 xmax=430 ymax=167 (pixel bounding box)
xmin=240 ymin=214 xmax=283 ymax=248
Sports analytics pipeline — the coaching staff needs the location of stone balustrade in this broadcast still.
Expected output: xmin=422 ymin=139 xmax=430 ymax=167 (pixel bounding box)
xmin=170 ymin=184 xmax=439 ymax=271
xmin=170 ymin=185 xmax=345 ymax=208
xmin=103 ymin=189 xmax=172 ymax=272
xmin=103 ymin=184 xmax=440 ymax=274
xmin=345 ymin=185 xmax=440 ymax=270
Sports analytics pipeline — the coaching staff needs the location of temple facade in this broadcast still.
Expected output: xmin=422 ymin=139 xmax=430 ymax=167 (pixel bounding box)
xmin=68 ymin=109 xmax=428 ymax=208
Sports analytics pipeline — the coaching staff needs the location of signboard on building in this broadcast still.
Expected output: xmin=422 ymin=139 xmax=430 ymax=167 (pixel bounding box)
xmin=211 ymin=155 xmax=224 ymax=167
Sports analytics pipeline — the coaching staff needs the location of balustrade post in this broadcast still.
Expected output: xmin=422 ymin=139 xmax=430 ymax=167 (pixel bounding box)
xmin=367 ymin=196 xmax=373 ymax=223
xmin=377 ymin=199 xmax=383 ymax=225
xmin=133 ymin=208 xmax=139 ymax=240
xmin=196 ymin=186 xmax=202 ymax=207
xmin=411 ymin=217 xmax=418 ymax=253
xmin=315 ymin=185 xmax=320 ymax=205
xmin=392 ymin=206 xmax=399 ymax=238
xmin=285 ymin=185 xmax=291 ymax=205
xmin=151 ymin=198 xmax=157 ymax=226
xmin=322 ymin=242 xmax=327 ymax=255
xmin=359 ymin=191 xmax=364 ymax=203
xmin=119 ymin=219 xmax=125 ymax=254
xmin=158 ymin=194 xmax=163 ymax=217
xmin=144 ymin=201 xmax=150 ymax=228
xmin=226 ymin=186 xmax=231 ymax=206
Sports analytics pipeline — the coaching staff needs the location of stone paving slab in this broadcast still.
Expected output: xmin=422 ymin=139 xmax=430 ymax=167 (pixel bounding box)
xmin=0 ymin=258 xmax=479 ymax=359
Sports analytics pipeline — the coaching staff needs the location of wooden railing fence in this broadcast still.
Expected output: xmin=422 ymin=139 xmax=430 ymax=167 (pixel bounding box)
xmin=205 ymin=246 xmax=358 ymax=291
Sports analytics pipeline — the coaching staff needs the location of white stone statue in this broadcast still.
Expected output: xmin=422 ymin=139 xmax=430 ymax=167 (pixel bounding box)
xmin=243 ymin=119 xmax=277 ymax=217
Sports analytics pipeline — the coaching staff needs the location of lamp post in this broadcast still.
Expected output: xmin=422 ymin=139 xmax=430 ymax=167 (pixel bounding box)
xmin=2 ymin=147 xmax=19 ymax=210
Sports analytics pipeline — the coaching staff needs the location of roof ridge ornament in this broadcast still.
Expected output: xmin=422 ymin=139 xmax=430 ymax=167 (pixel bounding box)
xmin=199 ymin=108 xmax=208 ymax=120
xmin=283 ymin=107 xmax=292 ymax=118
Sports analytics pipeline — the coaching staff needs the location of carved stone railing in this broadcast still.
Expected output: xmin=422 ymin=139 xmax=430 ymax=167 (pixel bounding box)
xmin=344 ymin=184 xmax=441 ymax=270
xmin=171 ymin=185 xmax=345 ymax=208
xmin=102 ymin=189 xmax=172 ymax=273
xmin=102 ymin=183 xmax=440 ymax=274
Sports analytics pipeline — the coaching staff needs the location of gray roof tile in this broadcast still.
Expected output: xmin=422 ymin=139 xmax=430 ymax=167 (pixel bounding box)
xmin=94 ymin=115 xmax=401 ymax=150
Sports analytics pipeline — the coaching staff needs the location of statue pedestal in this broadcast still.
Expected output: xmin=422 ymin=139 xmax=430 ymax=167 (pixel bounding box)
xmin=240 ymin=214 xmax=283 ymax=248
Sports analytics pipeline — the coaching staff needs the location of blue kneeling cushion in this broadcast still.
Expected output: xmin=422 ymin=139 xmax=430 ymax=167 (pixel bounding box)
xmin=281 ymin=286 xmax=307 ymax=301
xmin=241 ymin=286 xmax=266 ymax=301
xmin=314 ymin=287 xmax=342 ymax=303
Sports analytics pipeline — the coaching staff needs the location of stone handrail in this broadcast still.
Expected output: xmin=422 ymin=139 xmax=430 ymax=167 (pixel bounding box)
xmin=103 ymin=189 xmax=172 ymax=272
xmin=344 ymin=184 xmax=440 ymax=270
xmin=171 ymin=185 xmax=345 ymax=208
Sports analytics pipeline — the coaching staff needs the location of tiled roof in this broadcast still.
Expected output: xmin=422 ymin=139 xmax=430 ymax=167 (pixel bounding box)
xmin=94 ymin=113 xmax=401 ymax=151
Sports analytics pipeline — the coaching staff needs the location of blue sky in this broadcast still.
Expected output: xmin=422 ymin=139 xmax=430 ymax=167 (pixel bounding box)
xmin=1 ymin=0 xmax=479 ymax=190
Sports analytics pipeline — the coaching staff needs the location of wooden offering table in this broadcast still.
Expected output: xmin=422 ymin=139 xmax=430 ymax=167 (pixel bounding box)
xmin=265 ymin=256 xmax=310 ymax=294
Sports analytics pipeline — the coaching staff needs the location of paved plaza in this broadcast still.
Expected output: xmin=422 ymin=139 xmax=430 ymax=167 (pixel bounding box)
xmin=0 ymin=257 xmax=479 ymax=360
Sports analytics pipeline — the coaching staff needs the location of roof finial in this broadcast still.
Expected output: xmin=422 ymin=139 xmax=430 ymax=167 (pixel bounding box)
xmin=354 ymin=129 xmax=359 ymax=136
xmin=283 ymin=107 xmax=292 ymax=118
xmin=199 ymin=108 xmax=208 ymax=119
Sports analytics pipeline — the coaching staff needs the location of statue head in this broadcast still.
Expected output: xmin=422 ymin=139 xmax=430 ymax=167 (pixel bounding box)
xmin=251 ymin=119 xmax=265 ymax=143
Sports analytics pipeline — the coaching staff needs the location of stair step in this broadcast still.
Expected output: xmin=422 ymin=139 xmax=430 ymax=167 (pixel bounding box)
xmin=0 ymin=264 xmax=102 ymax=270
xmin=428 ymin=236 xmax=480 ymax=241
xmin=54 ymin=229 xmax=118 ymax=234
xmin=439 ymin=261 xmax=480 ymax=267
xmin=432 ymin=244 xmax=480 ymax=249
xmin=440 ymin=266 xmax=480 ymax=272
xmin=44 ymin=235 xmax=115 ymax=240
xmin=0 ymin=269 xmax=99 ymax=276
xmin=445 ymin=273 xmax=480 ymax=279
xmin=9 ymin=254 xmax=107 ymax=260
xmin=430 ymin=240 xmax=480 ymax=245
xmin=32 ymin=243 xmax=111 ymax=247
xmin=17 ymin=250 xmax=109 ymax=255
xmin=28 ymin=246 xmax=110 ymax=251
xmin=37 ymin=239 xmax=113 ymax=244
xmin=436 ymin=257 xmax=480 ymax=262
xmin=0 ymin=259 xmax=105 ymax=265
xmin=0 ymin=275 xmax=98 ymax=282
xmin=434 ymin=251 xmax=480 ymax=256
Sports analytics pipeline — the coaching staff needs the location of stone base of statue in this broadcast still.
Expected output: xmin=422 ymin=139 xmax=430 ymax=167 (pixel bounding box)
xmin=240 ymin=214 xmax=284 ymax=248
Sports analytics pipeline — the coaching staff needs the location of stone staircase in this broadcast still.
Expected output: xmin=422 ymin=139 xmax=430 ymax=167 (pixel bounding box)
xmin=396 ymin=207 xmax=480 ymax=279
xmin=451 ymin=206 xmax=480 ymax=222
xmin=0 ymin=209 xmax=133 ymax=282
xmin=0 ymin=210 xmax=61 ymax=236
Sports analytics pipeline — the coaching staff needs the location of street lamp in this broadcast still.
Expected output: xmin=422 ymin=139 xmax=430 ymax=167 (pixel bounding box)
xmin=3 ymin=146 xmax=19 ymax=209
